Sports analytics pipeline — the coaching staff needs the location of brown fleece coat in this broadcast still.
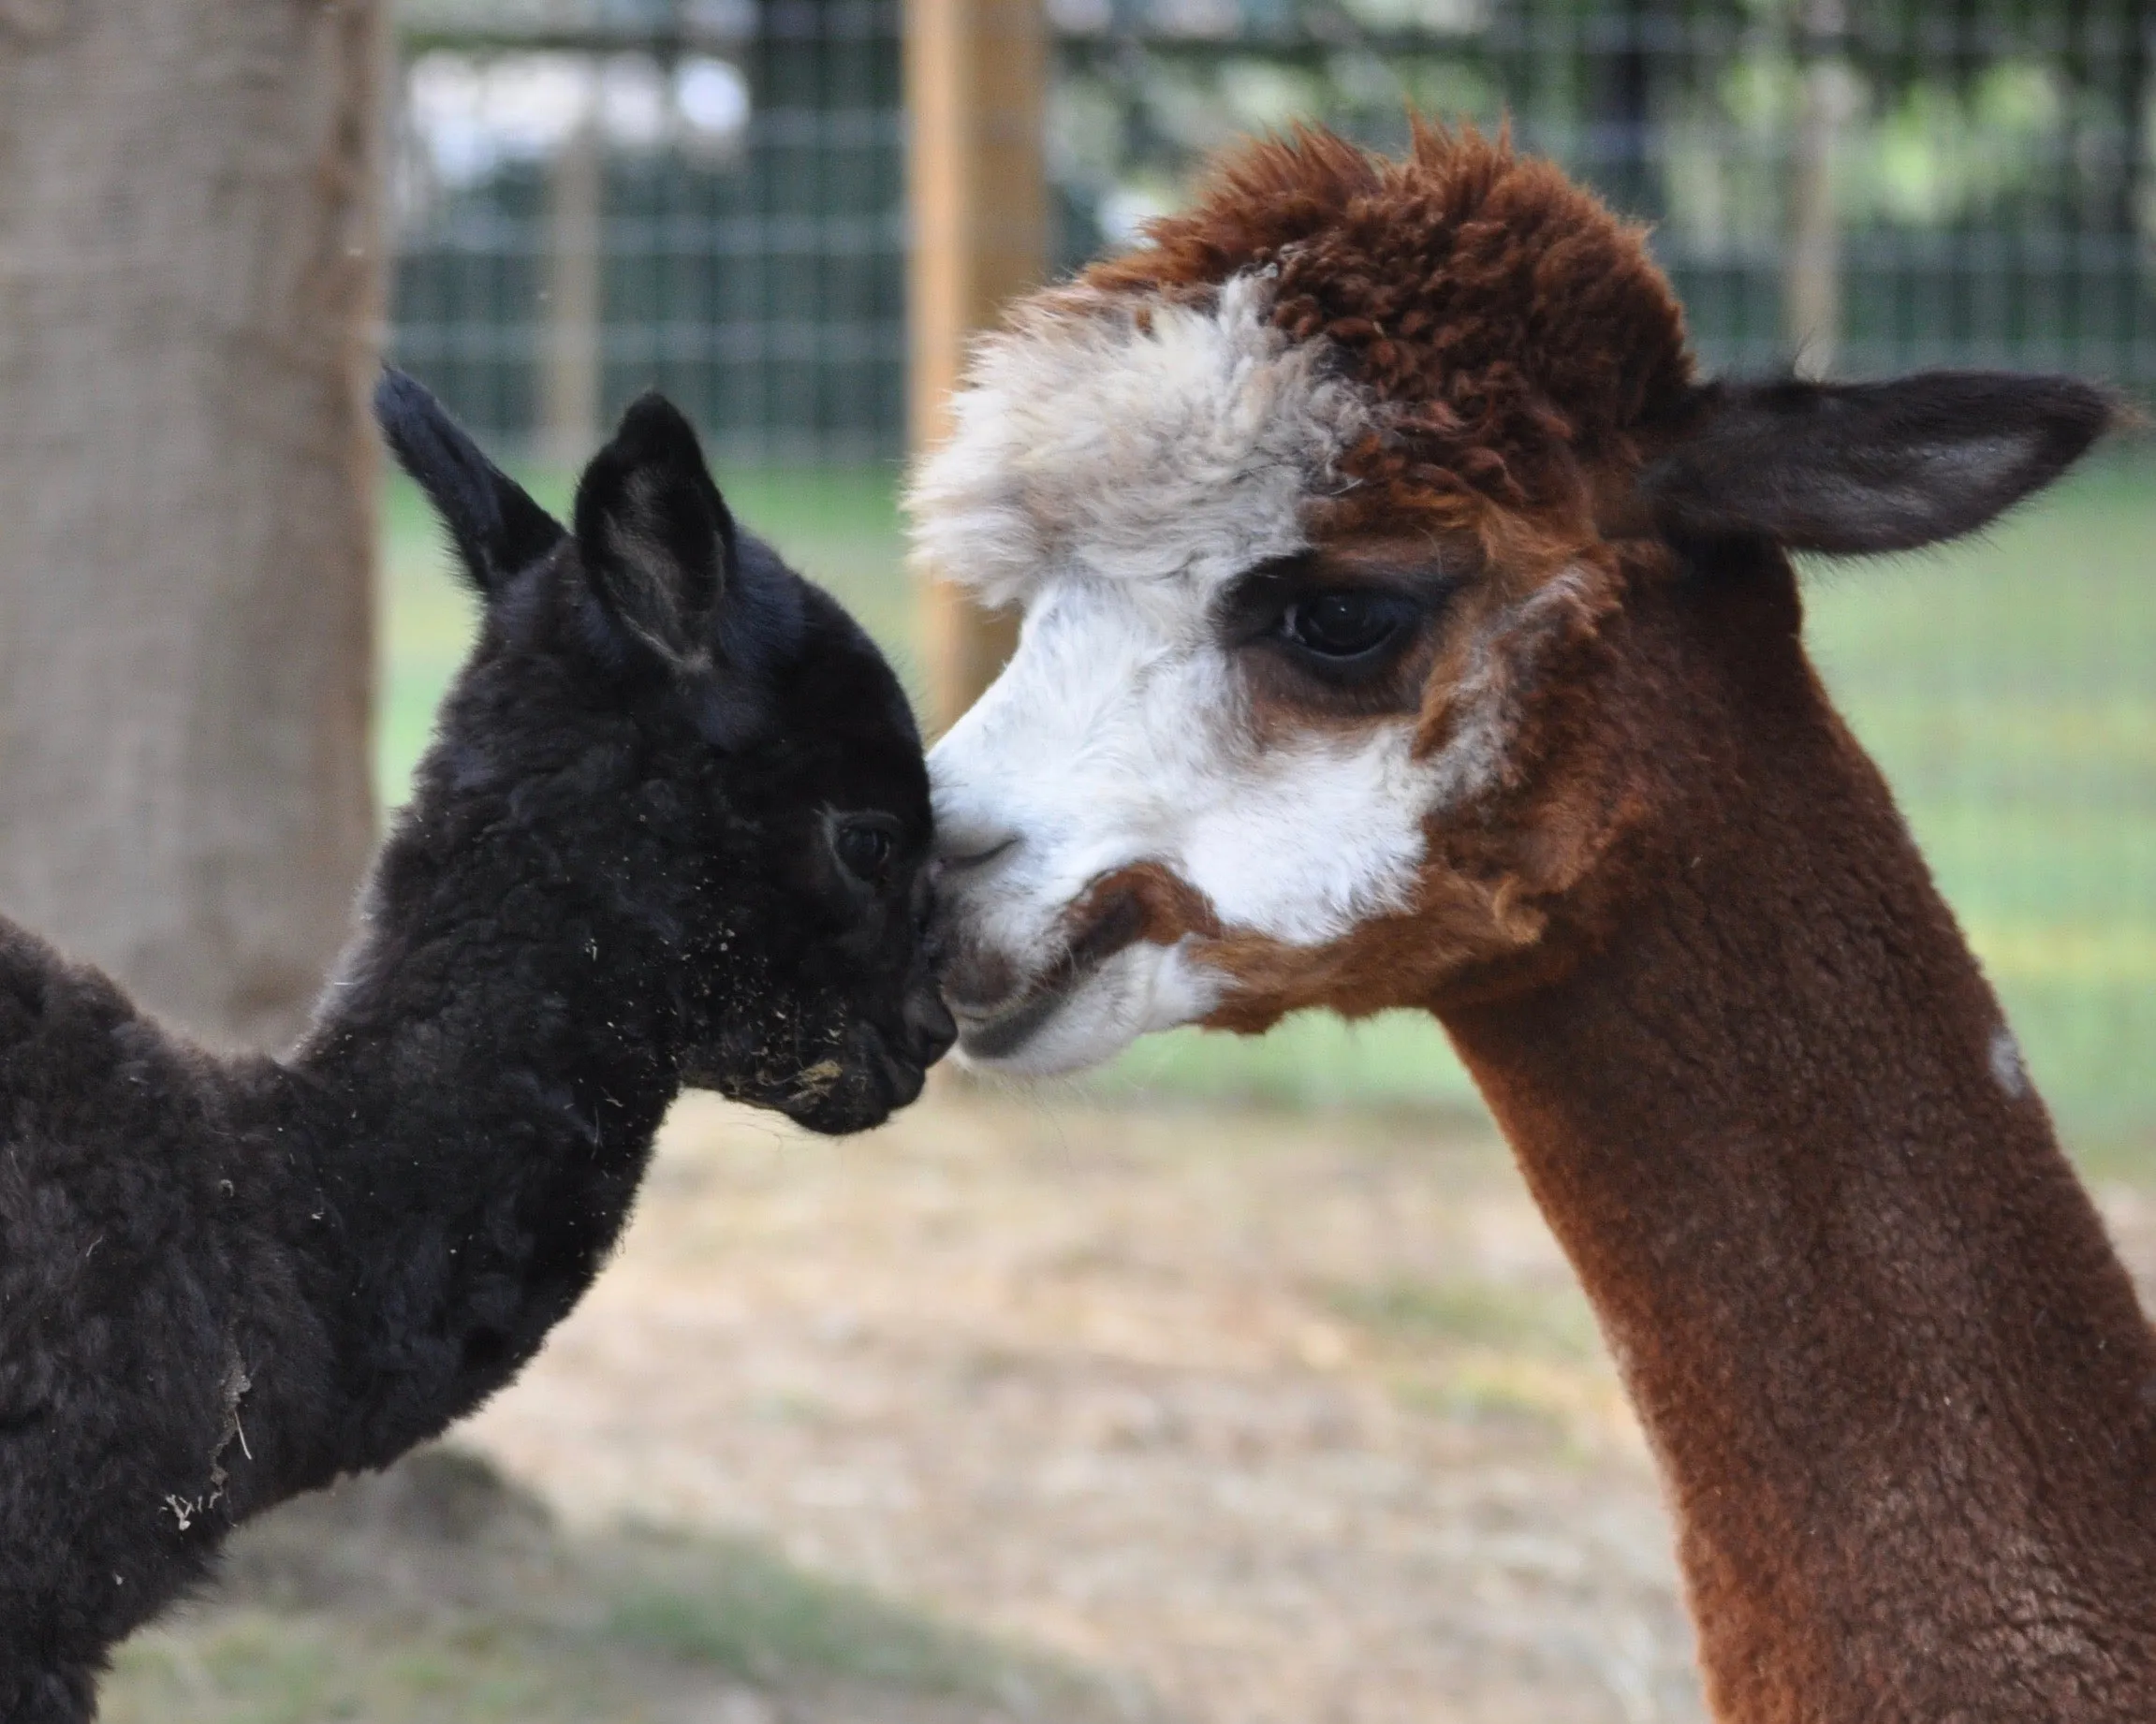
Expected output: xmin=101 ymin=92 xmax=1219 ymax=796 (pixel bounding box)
xmin=1077 ymin=125 xmax=2156 ymax=1717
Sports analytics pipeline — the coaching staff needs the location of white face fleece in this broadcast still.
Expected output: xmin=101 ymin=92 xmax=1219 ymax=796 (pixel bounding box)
xmin=914 ymin=273 xmax=1484 ymax=1075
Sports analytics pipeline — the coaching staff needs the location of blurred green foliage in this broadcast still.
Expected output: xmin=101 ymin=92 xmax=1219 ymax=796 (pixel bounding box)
xmin=1049 ymin=2 xmax=2155 ymax=386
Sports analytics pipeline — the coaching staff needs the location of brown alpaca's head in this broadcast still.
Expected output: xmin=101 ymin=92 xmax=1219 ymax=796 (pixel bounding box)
xmin=915 ymin=124 xmax=2115 ymax=1074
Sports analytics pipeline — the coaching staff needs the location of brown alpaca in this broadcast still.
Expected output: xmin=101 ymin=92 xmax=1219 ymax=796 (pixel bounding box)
xmin=913 ymin=125 xmax=2156 ymax=1718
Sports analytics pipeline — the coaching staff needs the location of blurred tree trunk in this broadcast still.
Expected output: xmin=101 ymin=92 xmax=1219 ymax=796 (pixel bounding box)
xmin=0 ymin=0 xmax=387 ymax=1050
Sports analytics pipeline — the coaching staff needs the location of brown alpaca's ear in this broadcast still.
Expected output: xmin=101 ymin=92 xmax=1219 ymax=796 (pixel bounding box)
xmin=1639 ymin=372 xmax=2120 ymax=555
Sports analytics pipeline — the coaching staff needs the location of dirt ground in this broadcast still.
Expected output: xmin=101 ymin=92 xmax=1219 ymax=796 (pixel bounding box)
xmin=460 ymin=1086 xmax=1696 ymax=1724
xmin=114 ymin=1086 xmax=2156 ymax=1724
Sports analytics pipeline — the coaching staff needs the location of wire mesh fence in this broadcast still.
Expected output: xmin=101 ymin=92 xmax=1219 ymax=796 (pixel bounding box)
xmin=390 ymin=0 xmax=2156 ymax=457
xmin=392 ymin=0 xmax=905 ymax=463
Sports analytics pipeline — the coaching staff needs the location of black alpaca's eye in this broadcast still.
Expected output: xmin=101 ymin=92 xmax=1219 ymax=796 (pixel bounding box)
xmin=833 ymin=820 xmax=895 ymax=886
xmin=1281 ymin=592 xmax=1407 ymax=660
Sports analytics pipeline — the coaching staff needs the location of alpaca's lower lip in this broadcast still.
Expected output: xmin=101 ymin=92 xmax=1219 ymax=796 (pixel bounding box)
xmin=947 ymin=880 xmax=1154 ymax=1063
xmin=953 ymin=982 xmax=1075 ymax=1063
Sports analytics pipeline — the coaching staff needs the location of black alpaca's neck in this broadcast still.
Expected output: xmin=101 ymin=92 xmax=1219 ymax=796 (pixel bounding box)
xmin=1442 ymin=575 xmax=2156 ymax=1721
xmin=270 ymin=778 xmax=690 ymax=1484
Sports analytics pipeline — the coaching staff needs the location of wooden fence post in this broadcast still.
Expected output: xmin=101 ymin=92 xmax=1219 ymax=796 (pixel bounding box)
xmin=905 ymin=0 xmax=1046 ymax=733
xmin=1785 ymin=0 xmax=1847 ymax=376
xmin=542 ymin=109 xmax=604 ymax=471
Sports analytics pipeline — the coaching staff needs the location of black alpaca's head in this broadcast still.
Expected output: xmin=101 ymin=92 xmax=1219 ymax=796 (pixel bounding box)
xmin=374 ymin=371 xmax=952 ymax=1132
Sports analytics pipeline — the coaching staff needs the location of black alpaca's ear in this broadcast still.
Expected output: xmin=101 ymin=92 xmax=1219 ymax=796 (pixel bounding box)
xmin=1641 ymin=372 xmax=2119 ymax=555
xmin=374 ymin=368 xmax=566 ymax=594
xmin=571 ymin=392 xmax=738 ymax=673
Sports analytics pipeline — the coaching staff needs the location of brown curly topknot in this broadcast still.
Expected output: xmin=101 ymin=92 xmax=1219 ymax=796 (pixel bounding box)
xmin=1085 ymin=124 xmax=1697 ymax=526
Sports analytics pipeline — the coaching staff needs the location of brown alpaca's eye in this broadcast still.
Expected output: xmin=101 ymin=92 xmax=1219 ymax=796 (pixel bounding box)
xmin=1281 ymin=592 xmax=1411 ymax=659
xmin=833 ymin=820 xmax=895 ymax=886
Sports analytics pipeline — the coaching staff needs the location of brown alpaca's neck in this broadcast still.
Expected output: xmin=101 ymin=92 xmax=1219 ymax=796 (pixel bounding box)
xmin=1441 ymin=580 xmax=2156 ymax=1721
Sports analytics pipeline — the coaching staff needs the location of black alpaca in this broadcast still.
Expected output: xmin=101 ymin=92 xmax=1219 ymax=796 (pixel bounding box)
xmin=0 ymin=373 xmax=952 ymax=1721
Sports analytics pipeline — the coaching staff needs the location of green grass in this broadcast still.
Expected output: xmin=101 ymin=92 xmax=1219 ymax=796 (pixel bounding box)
xmin=109 ymin=1610 xmax=622 ymax=1724
xmin=1800 ymin=460 xmax=2156 ymax=1148
xmin=378 ymin=456 xmax=2156 ymax=1149
xmin=603 ymin=1529 xmax=1019 ymax=1695
xmin=104 ymin=1448 xmax=1115 ymax=1724
xmin=1322 ymin=1274 xmax=1595 ymax=1358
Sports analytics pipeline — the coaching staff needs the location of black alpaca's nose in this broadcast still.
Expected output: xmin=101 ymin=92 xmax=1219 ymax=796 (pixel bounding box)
xmin=902 ymin=986 xmax=958 ymax=1068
